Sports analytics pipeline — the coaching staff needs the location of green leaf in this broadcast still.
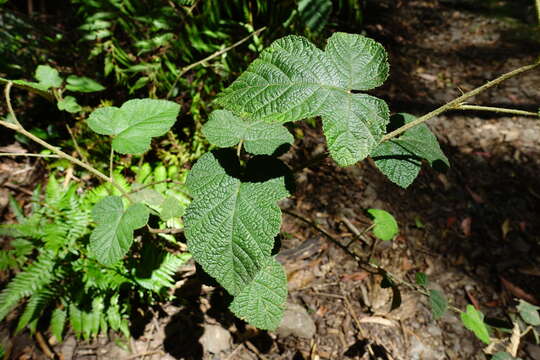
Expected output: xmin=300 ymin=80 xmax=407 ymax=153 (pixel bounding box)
xmin=86 ymin=99 xmax=180 ymax=154
xmin=185 ymin=150 xmax=289 ymax=294
xmin=415 ymin=272 xmax=428 ymax=287
xmin=160 ymin=196 xmax=185 ymax=220
xmin=516 ymin=300 xmax=540 ymax=326
xmin=0 ymin=253 xmax=55 ymax=322
xmin=429 ymin=289 xmax=447 ymax=319
xmin=216 ymin=33 xmax=389 ymax=166
xmin=89 ymin=196 xmax=149 ymax=265
xmin=367 ymin=209 xmax=398 ymax=241
xmin=371 ymin=113 xmax=449 ymax=188
xmin=203 ymin=110 xmax=293 ymax=155
xmin=298 ymin=0 xmax=332 ymax=34
xmin=460 ymin=305 xmax=491 ymax=344
xmin=35 ymin=65 xmax=63 ymax=89
xmin=57 ymin=96 xmax=82 ymax=113
xmin=184 ymin=150 xmax=289 ymax=329
xmin=229 ymin=257 xmax=287 ymax=330
xmin=50 ymin=308 xmax=66 ymax=342
xmin=0 ymin=78 xmax=53 ymax=100
xmin=16 ymin=289 xmax=53 ymax=333
xmin=65 ymin=75 xmax=105 ymax=93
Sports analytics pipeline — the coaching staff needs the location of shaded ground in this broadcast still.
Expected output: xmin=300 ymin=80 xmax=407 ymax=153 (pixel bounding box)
xmin=2 ymin=0 xmax=540 ymax=359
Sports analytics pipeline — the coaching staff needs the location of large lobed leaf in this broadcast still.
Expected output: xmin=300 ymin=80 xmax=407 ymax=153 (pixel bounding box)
xmin=371 ymin=113 xmax=449 ymax=188
xmin=216 ymin=32 xmax=390 ymax=166
xmin=89 ymin=196 xmax=149 ymax=266
xmin=184 ymin=150 xmax=289 ymax=329
xmin=87 ymin=99 xmax=180 ymax=154
xmin=202 ymin=110 xmax=293 ymax=155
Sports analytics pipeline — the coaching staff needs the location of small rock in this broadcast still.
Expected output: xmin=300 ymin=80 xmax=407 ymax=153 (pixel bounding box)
xmin=409 ymin=337 xmax=444 ymax=360
xmin=199 ymin=324 xmax=231 ymax=354
xmin=276 ymin=303 xmax=316 ymax=339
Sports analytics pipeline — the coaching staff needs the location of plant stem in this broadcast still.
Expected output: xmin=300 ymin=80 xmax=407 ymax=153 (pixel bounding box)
xmin=1 ymin=83 xmax=131 ymax=200
xmin=455 ymin=104 xmax=538 ymax=117
xmin=0 ymin=152 xmax=60 ymax=158
xmin=165 ymin=26 xmax=267 ymax=99
xmin=109 ymin=147 xmax=114 ymax=180
xmin=536 ymin=0 xmax=540 ymax=25
xmin=381 ymin=61 xmax=540 ymax=142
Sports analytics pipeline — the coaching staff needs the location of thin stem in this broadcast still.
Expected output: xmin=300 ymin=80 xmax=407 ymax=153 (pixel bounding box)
xmin=66 ymin=124 xmax=88 ymax=163
xmin=3 ymin=82 xmax=21 ymax=126
xmin=165 ymin=26 xmax=267 ymax=99
xmin=536 ymin=0 xmax=540 ymax=25
xmin=382 ymin=61 xmax=540 ymax=142
xmin=109 ymin=147 xmax=114 ymax=181
xmin=236 ymin=140 xmax=243 ymax=158
xmin=0 ymin=152 xmax=60 ymax=158
xmin=455 ymin=104 xmax=538 ymax=117
xmin=2 ymin=83 xmax=131 ymax=200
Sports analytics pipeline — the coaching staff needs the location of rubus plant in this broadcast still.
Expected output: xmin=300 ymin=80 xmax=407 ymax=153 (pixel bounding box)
xmin=1 ymin=32 xmax=539 ymax=345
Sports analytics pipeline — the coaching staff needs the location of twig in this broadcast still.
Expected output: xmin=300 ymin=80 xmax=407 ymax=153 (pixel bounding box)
xmin=0 ymin=152 xmax=59 ymax=158
xmin=66 ymin=124 xmax=88 ymax=163
xmin=35 ymin=331 xmax=55 ymax=359
xmin=166 ymin=27 xmax=267 ymax=99
xmin=147 ymin=225 xmax=184 ymax=234
xmin=1 ymin=82 xmax=132 ymax=201
xmin=455 ymin=105 xmax=538 ymax=117
xmin=225 ymin=344 xmax=245 ymax=360
xmin=125 ymin=350 xmax=164 ymax=360
xmin=382 ymin=61 xmax=540 ymax=142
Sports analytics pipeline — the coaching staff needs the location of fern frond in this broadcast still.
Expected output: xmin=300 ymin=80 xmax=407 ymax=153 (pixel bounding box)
xmin=106 ymin=294 xmax=130 ymax=338
xmin=83 ymin=171 xmax=131 ymax=207
xmin=0 ymin=253 xmax=56 ymax=322
xmin=69 ymin=296 xmax=105 ymax=340
xmin=50 ymin=308 xmax=66 ymax=342
xmin=15 ymin=288 xmax=54 ymax=333
xmin=45 ymin=176 xmax=62 ymax=205
xmin=135 ymin=247 xmax=190 ymax=294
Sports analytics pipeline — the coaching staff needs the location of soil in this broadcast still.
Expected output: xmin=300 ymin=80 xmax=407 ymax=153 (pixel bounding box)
xmin=2 ymin=0 xmax=540 ymax=359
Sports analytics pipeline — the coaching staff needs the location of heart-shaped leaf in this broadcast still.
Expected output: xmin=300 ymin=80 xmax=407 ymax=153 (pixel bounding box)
xmin=89 ymin=196 xmax=149 ymax=265
xmin=184 ymin=150 xmax=289 ymax=329
xmin=202 ymin=110 xmax=293 ymax=155
xmin=87 ymin=99 xmax=180 ymax=154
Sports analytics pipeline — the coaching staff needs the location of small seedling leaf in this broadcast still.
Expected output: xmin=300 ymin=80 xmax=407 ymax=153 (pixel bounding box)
xmin=367 ymin=208 xmax=398 ymax=241
xmin=203 ymin=110 xmax=293 ymax=155
xmin=460 ymin=305 xmax=491 ymax=344
xmin=516 ymin=300 xmax=540 ymax=326
xmin=87 ymin=99 xmax=180 ymax=154
xmin=89 ymin=196 xmax=149 ymax=265
xmin=429 ymin=289 xmax=447 ymax=319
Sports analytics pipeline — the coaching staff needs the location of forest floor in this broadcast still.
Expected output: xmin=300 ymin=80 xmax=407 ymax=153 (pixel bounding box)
xmin=3 ymin=0 xmax=540 ymax=359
